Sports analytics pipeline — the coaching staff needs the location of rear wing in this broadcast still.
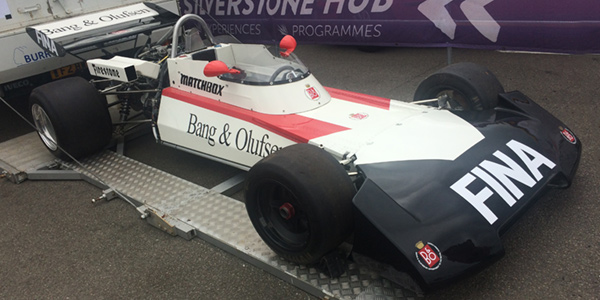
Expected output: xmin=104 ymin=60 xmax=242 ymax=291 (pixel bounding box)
xmin=26 ymin=2 xmax=178 ymax=57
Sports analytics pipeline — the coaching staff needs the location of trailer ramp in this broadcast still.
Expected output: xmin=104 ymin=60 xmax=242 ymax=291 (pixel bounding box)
xmin=0 ymin=132 xmax=422 ymax=300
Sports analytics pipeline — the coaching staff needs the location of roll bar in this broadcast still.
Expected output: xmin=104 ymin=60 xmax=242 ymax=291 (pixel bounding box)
xmin=170 ymin=14 xmax=216 ymax=58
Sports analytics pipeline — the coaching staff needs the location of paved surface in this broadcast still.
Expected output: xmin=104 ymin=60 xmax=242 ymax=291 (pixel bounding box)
xmin=1 ymin=45 xmax=599 ymax=299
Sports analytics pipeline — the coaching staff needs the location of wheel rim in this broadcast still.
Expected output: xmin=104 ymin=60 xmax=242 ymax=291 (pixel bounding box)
xmin=255 ymin=180 xmax=309 ymax=252
xmin=31 ymin=104 xmax=58 ymax=151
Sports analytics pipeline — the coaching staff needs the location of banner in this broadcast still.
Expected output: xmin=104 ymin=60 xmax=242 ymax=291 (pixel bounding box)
xmin=178 ymin=0 xmax=600 ymax=54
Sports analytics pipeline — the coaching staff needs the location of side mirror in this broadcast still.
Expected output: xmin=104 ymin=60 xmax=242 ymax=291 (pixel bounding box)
xmin=279 ymin=35 xmax=297 ymax=57
xmin=203 ymin=60 xmax=241 ymax=77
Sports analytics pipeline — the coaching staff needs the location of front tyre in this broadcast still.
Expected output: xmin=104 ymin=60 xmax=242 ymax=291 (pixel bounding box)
xmin=413 ymin=62 xmax=504 ymax=110
xmin=245 ymin=144 xmax=355 ymax=265
xmin=29 ymin=77 xmax=112 ymax=160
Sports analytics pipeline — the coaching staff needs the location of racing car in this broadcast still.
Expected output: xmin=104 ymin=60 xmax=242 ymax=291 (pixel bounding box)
xmin=26 ymin=7 xmax=581 ymax=291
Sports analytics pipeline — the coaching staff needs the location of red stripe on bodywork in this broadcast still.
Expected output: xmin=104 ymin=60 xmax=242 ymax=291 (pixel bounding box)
xmin=325 ymin=87 xmax=391 ymax=110
xmin=161 ymin=87 xmax=350 ymax=143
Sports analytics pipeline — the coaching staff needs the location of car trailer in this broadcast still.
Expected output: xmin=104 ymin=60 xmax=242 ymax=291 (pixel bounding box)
xmin=0 ymin=131 xmax=423 ymax=300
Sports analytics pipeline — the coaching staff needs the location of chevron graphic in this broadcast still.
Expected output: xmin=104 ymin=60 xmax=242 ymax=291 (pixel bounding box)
xmin=460 ymin=0 xmax=500 ymax=42
xmin=418 ymin=0 xmax=456 ymax=39
xmin=418 ymin=0 xmax=500 ymax=42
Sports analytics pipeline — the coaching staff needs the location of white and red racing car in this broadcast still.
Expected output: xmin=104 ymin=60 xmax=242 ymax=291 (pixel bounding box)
xmin=26 ymin=7 xmax=581 ymax=290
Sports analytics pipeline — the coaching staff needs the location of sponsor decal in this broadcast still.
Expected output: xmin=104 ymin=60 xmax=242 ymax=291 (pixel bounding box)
xmin=210 ymin=23 xmax=262 ymax=36
xmin=179 ymin=0 xmax=394 ymax=16
xmin=34 ymin=7 xmax=153 ymax=38
xmin=287 ymin=24 xmax=382 ymax=39
xmin=31 ymin=29 xmax=61 ymax=57
xmin=560 ymin=127 xmax=576 ymax=144
xmin=97 ymin=8 xmax=155 ymax=22
xmin=33 ymin=4 xmax=157 ymax=39
xmin=13 ymin=46 xmax=54 ymax=66
xmin=87 ymin=61 xmax=136 ymax=81
xmin=2 ymin=79 xmax=31 ymax=92
xmin=349 ymin=112 xmax=369 ymax=120
xmin=180 ymin=73 xmax=225 ymax=96
xmin=40 ymin=24 xmax=83 ymax=36
xmin=415 ymin=241 xmax=442 ymax=270
xmin=186 ymin=113 xmax=282 ymax=158
xmin=304 ymin=85 xmax=320 ymax=100
xmin=187 ymin=113 xmax=218 ymax=146
xmin=450 ymin=140 xmax=556 ymax=225
xmin=91 ymin=64 xmax=121 ymax=78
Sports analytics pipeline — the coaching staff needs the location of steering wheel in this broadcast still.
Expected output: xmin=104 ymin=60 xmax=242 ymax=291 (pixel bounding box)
xmin=269 ymin=65 xmax=296 ymax=83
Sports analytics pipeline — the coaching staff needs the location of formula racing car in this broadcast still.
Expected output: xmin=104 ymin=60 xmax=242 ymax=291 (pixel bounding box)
xmin=26 ymin=6 xmax=581 ymax=291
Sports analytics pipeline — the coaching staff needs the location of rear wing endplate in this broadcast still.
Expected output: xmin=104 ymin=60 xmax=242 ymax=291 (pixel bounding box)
xmin=26 ymin=2 xmax=178 ymax=57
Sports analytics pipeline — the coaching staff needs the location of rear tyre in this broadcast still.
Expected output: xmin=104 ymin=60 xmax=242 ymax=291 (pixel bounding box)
xmin=413 ymin=62 xmax=504 ymax=110
xmin=245 ymin=144 xmax=355 ymax=265
xmin=29 ymin=77 xmax=112 ymax=160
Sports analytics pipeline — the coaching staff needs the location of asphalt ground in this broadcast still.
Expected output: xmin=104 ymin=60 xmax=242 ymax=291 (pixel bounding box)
xmin=1 ymin=45 xmax=599 ymax=299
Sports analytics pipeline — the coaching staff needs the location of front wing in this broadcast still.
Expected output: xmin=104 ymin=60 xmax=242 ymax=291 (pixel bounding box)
xmin=351 ymin=91 xmax=581 ymax=289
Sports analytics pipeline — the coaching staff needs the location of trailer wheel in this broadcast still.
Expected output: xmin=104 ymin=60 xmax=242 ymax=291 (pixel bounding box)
xmin=29 ymin=77 xmax=112 ymax=160
xmin=245 ymin=144 xmax=355 ymax=265
xmin=413 ymin=62 xmax=504 ymax=110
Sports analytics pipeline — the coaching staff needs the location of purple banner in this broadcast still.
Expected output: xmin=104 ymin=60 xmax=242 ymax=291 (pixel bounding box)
xmin=178 ymin=0 xmax=600 ymax=53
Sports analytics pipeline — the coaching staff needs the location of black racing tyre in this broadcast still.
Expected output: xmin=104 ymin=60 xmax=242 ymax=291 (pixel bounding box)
xmin=29 ymin=77 xmax=112 ymax=160
xmin=413 ymin=62 xmax=504 ymax=110
xmin=245 ymin=143 xmax=355 ymax=265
